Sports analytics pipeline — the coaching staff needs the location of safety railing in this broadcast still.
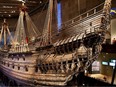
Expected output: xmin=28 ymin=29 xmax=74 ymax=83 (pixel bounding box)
xmin=58 ymin=2 xmax=104 ymax=30
xmin=52 ymin=3 xmax=104 ymax=40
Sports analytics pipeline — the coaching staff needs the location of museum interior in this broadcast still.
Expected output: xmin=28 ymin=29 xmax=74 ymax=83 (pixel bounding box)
xmin=0 ymin=0 xmax=116 ymax=86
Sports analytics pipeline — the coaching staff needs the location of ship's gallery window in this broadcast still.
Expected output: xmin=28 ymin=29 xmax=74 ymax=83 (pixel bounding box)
xmin=8 ymin=63 xmax=9 ymax=67
xmin=12 ymin=64 xmax=14 ymax=69
xmin=25 ymin=66 xmax=28 ymax=72
xmin=17 ymin=58 xmax=19 ymax=60
xmin=3 ymin=62 xmax=5 ymax=65
xmin=35 ymin=66 xmax=38 ymax=72
xmin=18 ymin=66 xmax=20 ymax=70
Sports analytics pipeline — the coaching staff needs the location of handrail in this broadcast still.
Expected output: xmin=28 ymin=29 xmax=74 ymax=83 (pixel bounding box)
xmin=52 ymin=12 xmax=102 ymax=38
xmin=62 ymin=10 xmax=102 ymax=29
xmin=58 ymin=2 xmax=104 ymax=30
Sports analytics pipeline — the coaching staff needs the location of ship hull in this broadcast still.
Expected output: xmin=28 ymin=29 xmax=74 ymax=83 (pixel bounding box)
xmin=0 ymin=0 xmax=112 ymax=85
xmin=0 ymin=32 xmax=102 ymax=86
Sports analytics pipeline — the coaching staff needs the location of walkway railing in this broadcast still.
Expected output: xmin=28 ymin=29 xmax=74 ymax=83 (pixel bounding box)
xmin=58 ymin=2 xmax=104 ymax=30
xmin=52 ymin=3 xmax=104 ymax=40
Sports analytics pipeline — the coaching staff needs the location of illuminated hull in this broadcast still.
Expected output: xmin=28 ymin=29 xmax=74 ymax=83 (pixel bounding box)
xmin=0 ymin=0 xmax=111 ymax=85
xmin=0 ymin=31 xmax=103 ymax=86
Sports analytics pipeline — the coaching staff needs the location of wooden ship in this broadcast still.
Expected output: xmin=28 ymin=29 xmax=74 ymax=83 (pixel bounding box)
xmin=0 ymin=0 xmax=112 ymax=86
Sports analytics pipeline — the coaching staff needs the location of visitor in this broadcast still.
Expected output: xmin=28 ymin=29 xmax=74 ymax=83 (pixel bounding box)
xmin=113 ymin=38 xmax=116 ymax=44
xmin=103 ymin=76 xmax=107 ymax=81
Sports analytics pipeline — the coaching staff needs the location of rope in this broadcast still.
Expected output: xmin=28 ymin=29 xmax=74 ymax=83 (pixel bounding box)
xmin=25 ymin=12 xmax=41 ymax=41
xmin=35 ymin=1 xmax=48 ymax=25
xmin=0 ymin=27 xmax=3 ymax=42
xmin=7 ymin=27 xmax=14 ymax=44
xmin=40 ymin=0 xmax=53 ymax=47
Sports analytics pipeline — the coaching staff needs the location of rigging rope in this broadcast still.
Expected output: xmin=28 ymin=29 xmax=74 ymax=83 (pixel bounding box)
xmin=0 ymin=19 xmax=14 ymax=49
xmin=35 ymin=1 xmax=48 ymax=26
xmin=25 ymin=11 xmax=41 ymax=42
xmin=40 ymin=0 xmax=53 ymax=47
xmin=10 ymin=3 xmax=41 ymax=52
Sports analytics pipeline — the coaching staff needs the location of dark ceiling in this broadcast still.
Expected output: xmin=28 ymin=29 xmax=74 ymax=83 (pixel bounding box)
xmin=0 ymin=0 xmax=47 ymax=18
xmin=0 ymin=0 xmax=116 ymax=18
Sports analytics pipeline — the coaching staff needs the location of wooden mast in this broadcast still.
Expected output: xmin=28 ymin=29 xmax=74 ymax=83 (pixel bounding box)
xmin=40 ymin=0 xmax=53 ymax=47
xmin=0 ymin=19 xmax=14 ymax=49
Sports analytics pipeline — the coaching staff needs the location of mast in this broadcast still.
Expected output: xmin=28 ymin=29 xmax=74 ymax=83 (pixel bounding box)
xmin=11 ymin=3 xmax=28 ymax=53
xmin=14 ymin=2 xmax=27 ymax=45
xmin=10 ymin=2 xmax=41 ymax=53
xmin=14 ymin=2 xmax=41 ymax=43
xmin=40 ymin=0 xmax=53 ymax=47
xmin=3 ymin=20 xmax=7 ymax=48
xmin=0 ymin=19 xmax=14 ymax=49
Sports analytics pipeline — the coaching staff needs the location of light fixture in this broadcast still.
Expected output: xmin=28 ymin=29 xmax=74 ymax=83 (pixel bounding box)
xmin=9 ymin=14 xmax=11 ymax=17
xmin=17 ymin=0 xmax=25 ymax=3
xmin=3 ymin=6 xmax=13 ymax=8
xmin=40 ymin=1 xmax=42 ymax=3
xmin=11 ymin=10 xmax=16 ymax=13
xmin=29 ymin=1 xmax=36 ymax=3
